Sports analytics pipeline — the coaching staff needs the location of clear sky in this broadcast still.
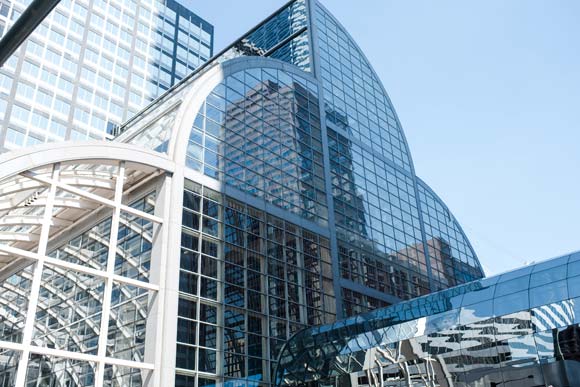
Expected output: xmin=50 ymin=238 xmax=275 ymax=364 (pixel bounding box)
xmin=189 ymin=0 xmax=580 ymax=276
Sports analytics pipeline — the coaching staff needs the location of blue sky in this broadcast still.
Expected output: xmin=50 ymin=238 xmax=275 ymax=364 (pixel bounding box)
xmin=190 ymin=0 xmax=580 ymax=276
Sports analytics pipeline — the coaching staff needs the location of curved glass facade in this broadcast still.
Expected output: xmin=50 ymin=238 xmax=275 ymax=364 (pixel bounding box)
xmin=315 ymin=4 xmax=412 ymax=172
xmin=0 ymin=1 xmax=492 ymax=387
xmin=169 ymin=0 xmax=484 ymax=381
xmin=313 ymin=2 xmax=483 ymax=312
xmin=276 ymin=252 xmax=580 ymax=386
xmin=417 ymin=178 xmax=483 ymax=290
xmin=186 ymin=67 xmax=328 ymax=225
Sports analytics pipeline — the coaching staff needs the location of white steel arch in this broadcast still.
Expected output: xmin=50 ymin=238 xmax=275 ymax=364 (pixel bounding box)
xmin=0 ymin=141 xmax=175 ymax=387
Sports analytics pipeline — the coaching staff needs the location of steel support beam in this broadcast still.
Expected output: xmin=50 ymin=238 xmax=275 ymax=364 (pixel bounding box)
xmin=0 ymin=0 xmax=61 ymax=67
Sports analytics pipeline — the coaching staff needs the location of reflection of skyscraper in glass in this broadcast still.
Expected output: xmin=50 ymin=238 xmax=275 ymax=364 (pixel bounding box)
xmin=222 ymin=77 xmax=327 ymax=224
xmin=0 ymin=0 xmax=213 ymax=151
xmin=0 ymin=1 xmax=485 ymax=386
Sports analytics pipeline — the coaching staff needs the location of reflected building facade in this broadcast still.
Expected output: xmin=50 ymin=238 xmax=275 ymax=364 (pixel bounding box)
xmin=276 ymin=252 xmax=580 ymax=387
xmin=0 ymin=1 xmax=486 ymax=386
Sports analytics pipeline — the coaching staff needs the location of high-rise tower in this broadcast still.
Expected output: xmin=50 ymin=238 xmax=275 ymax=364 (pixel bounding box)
xmin=0 ymin=0 xmax=213 ymax=151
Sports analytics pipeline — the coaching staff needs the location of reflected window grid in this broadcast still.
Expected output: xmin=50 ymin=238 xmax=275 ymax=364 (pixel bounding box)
xmin=186 ymin=68 xmax=328 ymax=226
xmin=417 ymin=180 xmax=484 ymax=290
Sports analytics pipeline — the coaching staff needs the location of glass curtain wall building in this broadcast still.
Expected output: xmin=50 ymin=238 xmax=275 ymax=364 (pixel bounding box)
xmin=0 ymin=1 xmax=485 ymax=386
xmin=0 ymin=0 xmax=213 ymax=151
xmin=276 ymin=251 xmax=580 ymax=387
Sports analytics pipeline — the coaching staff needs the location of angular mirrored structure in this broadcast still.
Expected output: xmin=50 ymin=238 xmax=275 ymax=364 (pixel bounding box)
xmin=276 ymin=252 xmax=580 ymax=387
xmin=0 ymin=1 xmax=493 ymax=386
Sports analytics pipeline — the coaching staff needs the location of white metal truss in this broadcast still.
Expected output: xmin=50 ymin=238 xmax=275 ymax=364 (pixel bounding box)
xmin=0 ymin=143 xmax=175 ymax=387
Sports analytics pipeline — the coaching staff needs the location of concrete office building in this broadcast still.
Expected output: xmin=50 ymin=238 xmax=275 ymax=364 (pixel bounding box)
xmin=0 ymin=1 xmax=487 ymax=386
xmin=0 ymin=0 xmax=213 ymax=151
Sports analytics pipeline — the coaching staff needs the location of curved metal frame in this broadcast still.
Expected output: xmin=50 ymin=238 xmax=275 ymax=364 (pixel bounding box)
xmin=0 ymin=141 xmax=175 ymax=387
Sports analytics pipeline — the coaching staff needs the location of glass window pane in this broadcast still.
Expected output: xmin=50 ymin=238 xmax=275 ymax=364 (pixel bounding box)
xmin=494 ymin=290 xmax=529 ymax=317
xmin=460 ymin=300 xmax=493 ymax=325
xmin=568 ymin=275 xmax=580 ymax=298
xmin=529 ymin=280 xmax=568 ymax=308
xmin=495 ymin=275 xmax=530 ymax=298
xmin=530 ymin=264 xmax=567 ymax=287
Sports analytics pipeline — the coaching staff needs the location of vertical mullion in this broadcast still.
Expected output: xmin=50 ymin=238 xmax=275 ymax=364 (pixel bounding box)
xmin=145 ymin=173 xmax=171 ymax=387
xmin=14 ymin=163 xmax=60 ymax=387
xmin=95 ymin=161 xmax=125 ymax=387
xmin=196 ymin=190 xmax=203 ymax=379
xmin=216 ymin=194 xmax=224 ymax=380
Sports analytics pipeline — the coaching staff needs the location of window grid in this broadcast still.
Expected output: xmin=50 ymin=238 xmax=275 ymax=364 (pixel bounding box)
xmin=0 ymin=163 xmax=160 ymax=386
xmin=176 ymin=181 xmax=335 ymax=385
xmin=328 ymin=128 xmax=431 ymax=303
xmin=0 ymin=0 xmax=213 ymax=151
xmin=187 ymin=67 xmax=328 ymax=226
xmin=315 ymin=4 xmax=412 ymax=172
xmin=417 ymin=180 xmax=484 ymax=290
